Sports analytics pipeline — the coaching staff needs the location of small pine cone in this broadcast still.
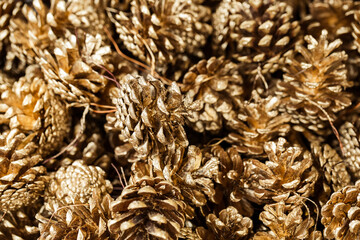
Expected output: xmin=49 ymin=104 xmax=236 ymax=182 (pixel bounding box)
xmin=0 ymin=202 xmax=42 ymax=240
xmin=105 ymin=74 xmax=188 ymax=159
xmin=226 ymin=91 xmax=291 ymax=156
xmin=276 ymin=30 xmax=352 ymax=135
xmin=196 ymin=206 xmax=253 ymax=240
xmin=39 ymin=32 xmax=112 ymax=104
xmin=182 ymin=56 xmax=244 ymax=133
xmin=37 ymin=190 xmax=113 ymax=240
xmin=0 ymin=65 xmax=71 ymax=156
xmin=212 ymin=0 xmax=301 ymax=75
xmin=311 ymin=142 xmax=351 ymax=192
xmin=321 ymin=180 xmax=360 ymax=239
xmin=108 ymin=175 xmax=186 ymax=240
xmin=45 ymin=160 xmax=112 ymax=207
xmin=237 ymin=138 xmax=319 ymax=205
xmin=339 ymin=121 xmax=360 ymax=180
xmin=114 ymin=0 xmax=212 ymax=71
xmin=173 ymin=145 xmax=220 ymax=208
xmin=254 ymin=201 xmax=318 ymax=240
xmin=0 ymin=130 xmax=49 ymax=211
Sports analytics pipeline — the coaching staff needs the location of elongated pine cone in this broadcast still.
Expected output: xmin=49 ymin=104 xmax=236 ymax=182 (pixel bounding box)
xmin=105 ymin=74 xmax=189 ymax=159
xmin=254 ymin=201 xmax=319 ymax=240
xmin=276 ymin=30 xmax=352 ymax=134
xmin=45 ymin=160 xmax=112 ymax=207
xmin=321 ymin=180 xmax=360 ymax=239
xmin=109 ymin=175 xmax=186 ymax=240
xmin=114 ymin=0 xmax=212 ymax=70
xmin=37 ymin=190 xmax=113 ymax=240
xmin=182 ymin=56 xmax=244 ymax=133
xmin=226 ymin=91 xmax=291 ymax=157
xmin=196 ymin=206 xmax=253 ymax=240
xmin=0 ymin=65 xmax=71 ymax=156
xmin=212 ymin=0 xmax=301 ymax=75
xmin=39 ymin=32 xmax=112 ymax=104
xmin=0 ymin=130 xmax=49 ymax=211
xmin=234 ymin=138 xmax=319 ymax=205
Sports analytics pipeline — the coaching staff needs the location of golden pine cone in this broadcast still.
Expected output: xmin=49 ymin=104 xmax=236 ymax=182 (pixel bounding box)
xmin=37 ymin=190 xmax=113 ymax=240
xmin=105 ymin=74 xmax=189 ymax=159
xmin=108 ymin=175 xmax=186 ymax=240
xmin=234 ymin=138 xmax=319 ymax=205
xmin=0 ymin=202 xmax=42 ymax=240
xmin=225 ymin=91 xmax=291 ymax=156
xmin=321 ymin=180 xmax=360 ymax=239
xmin=212 ymin=0 xmax=301 ymax=75
xmin=276 ymin=30 xmax=352 ymax=134
xmin=45 ymin=160 xmax=112 ymax=207
xmin=340 ymin=121 xmax=360 ymax=180
xmin=114 ymin=0 xmax=212 ymax=70
xmin=196 ymin=206 xmax=253 ymax=240
xmin=0 ymin=65 xmax=71 ymax=156
xmin=182 ymin=56 xmax=244 ymax=133
xmin=254 ymin=201 xmax=319 ymax=240
xmin=0 ymin=130 xmax=49 ymax=211
xmin=39 ymin=32 xmax=112 ymax=104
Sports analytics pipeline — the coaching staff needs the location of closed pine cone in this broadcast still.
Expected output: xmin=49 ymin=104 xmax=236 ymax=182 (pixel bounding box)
xmin=321 ymin=180 xmax=360 ymax=239
xmin=0 ymin=201 xmax=42 ymax=240
xmin=212 ymin=0 xmax=301 ymax=75
xmin=196 ymin=206 xmax=253 ymax=240
xmin=45 ymin=160 xmax=112 ymax=207
xmin=234 ymin=138 xmax=319 ymax=205
xmin=114 ymin=0 xmax=212 ymax=71
xmin=37 ymin=190 xmax=113 ymax=240
xmin=182 ymin=56 xmax=244 ymax=133
xmin=105 ymin=74 xmax=189 ymax=159
xmin=0 ymin=129 xmax=49 ymax=211
xmin=39 ymin=32 xmax=112 ymax=104
xmin=254 ymin=201 xmax=320 ymax=240
xmin=108 ymin=175 xmax=186 ymax=240
xmin=225 ymin=91 xmax=291 ymax=157
xmin=276 ymin=30 xmax=352 ymax=135
xmin=0 ymin=65 xmax=71 ymax=156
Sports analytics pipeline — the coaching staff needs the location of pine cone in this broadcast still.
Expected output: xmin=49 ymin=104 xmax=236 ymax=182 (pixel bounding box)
xmin=321 ymin=180 xmax=360 ymax=239
xmin=234 ymin=138 xmax=319 ymax=205
xmin=0 ymin=202 xmax=42 ymax=240
xmin=225 ymin=91 xmax=291 ymax=157
xmin=105 ymin=74 xmax=189 ymax=159
xmin=254 ymin=201 xmax=318 ymax=240
xmin=181 ymin=56 xmax=244 ymax=133
xmin=0 ymin=65 xmax=71 ymax=156
xmin=114 ymin=0 xmax=212 ymax=71
xmin=339 ymin=121 xmax=360 ymax=180
xmin=39 ymin=32 xmax=112 ymax=104
xmin=108 ymin=175 xmax=187 ymax=240
xmin=45 ymin=160 xmax=112 ymax=207
xmin=0 ymin=130 xmax=49 ymax=211
xmin=276 ymin=30 xmax=352 ymax=135
xmin=37 ymin=190 xmax=113 ymax=240
xmin=196 ymin=206 xmax=253 ymax=240
xmin=212 ymin=0 xmax=301 ymax=75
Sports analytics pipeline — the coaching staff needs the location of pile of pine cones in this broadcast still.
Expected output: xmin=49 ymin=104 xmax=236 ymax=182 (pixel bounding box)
xmin=3 ymin=0 xmax=360 ymax=239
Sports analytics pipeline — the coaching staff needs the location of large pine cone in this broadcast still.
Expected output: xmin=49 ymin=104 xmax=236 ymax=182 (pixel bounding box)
xmin=0 ymin=130 xmax=49 ymax=211
xmin=182 ymin=56 xmax=244 ymax=133
xmin=276 ymin=30 xmax=352 ymax=135
xmin=321 ymin=180 xmax=360 ymax=239
xmin=212 ymin=0 xmax=301 ymax=75
xmin=0 ymin=65 xmax=71 ymax=156
xmin=108 ymin=175 xmax=186 ymax=240
xmin=45 ymin=160 xmax=112 ymax=207
xmin=114 ymin=0 xmax=212 ymax=71
xmin=105 ymin=74 xmax=189 ymax=159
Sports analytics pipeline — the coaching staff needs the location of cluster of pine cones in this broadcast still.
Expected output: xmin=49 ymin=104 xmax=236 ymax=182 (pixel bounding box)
xmin=3 ymin=0 xmax=360 ymax=239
